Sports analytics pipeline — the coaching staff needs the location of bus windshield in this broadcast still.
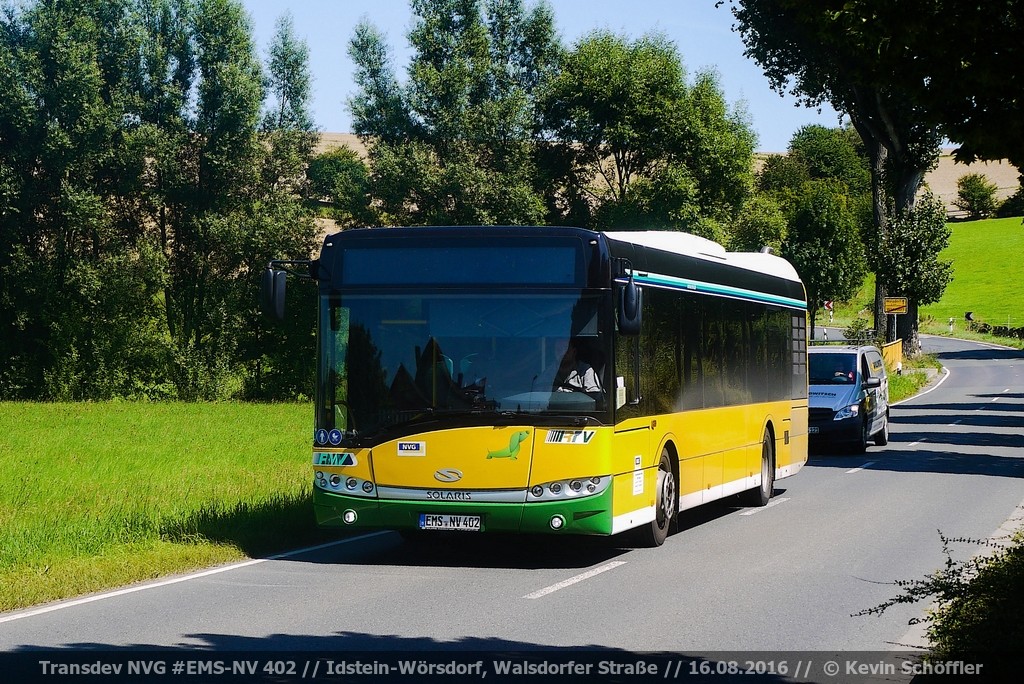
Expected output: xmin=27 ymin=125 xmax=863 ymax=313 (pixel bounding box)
xmin=317 ymin=292 xmax=608 ymax=441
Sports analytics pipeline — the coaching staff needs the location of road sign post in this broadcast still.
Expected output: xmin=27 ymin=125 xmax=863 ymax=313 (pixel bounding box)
xmin=883 ymin=298 xmax=908 ymax=344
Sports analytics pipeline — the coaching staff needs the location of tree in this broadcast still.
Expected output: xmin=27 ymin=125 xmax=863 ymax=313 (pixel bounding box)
xmin=728 ymin=0 xmax=942 ymax=342
xmin=307 ymin=147 xmax=373 ymax=226
xmin=781 ymin=180 xmax=867 ymax=338
xmin=540 ymin=30 xmax=754 ymax=229
xmin=873 ymin=192 xmax=952 ymax=354
xmin=954 ymin=173 xmax=999 ymax=221
xmin=0 ymin=0 xmax=318 ymax=400
xmin=813 ymin=1 xmax=1024 ymax=172
xmin=348 ymin=0 xmax=556 ymax=226
xmin=729 ymin=194 xmax=787 ymax=254
xmin=261 ymin=11 xmax=318 ymax=196
xmin=787 ymin=124 xmax=870 ymax=195
xmin=750 ymin=125 xmax=872 ymax=304
xmin=757 ymin=125 xmax=871 ymax=208
xmin=0 ymin=0 xmax=171 ymax=399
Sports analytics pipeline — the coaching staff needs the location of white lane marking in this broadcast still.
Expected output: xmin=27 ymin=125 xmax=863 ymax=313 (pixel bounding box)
xmin=845 ymin=462 xmax=875 ymax=474
xmin=523 ymin=561 xmax=627 ymax=599
xmin=949 ymin=420 xmax=962 ymax=426
xmin=739 ymin=497 xmax=790 ymax=516
xmin=991 ymin=397 xmax=1000 ymax=402
xmin=908 ymin=438 xmax=927 ymax=448
xmin=892 ymin=367 xmax=951 ymax=406
xmin=0 ymin=532 xmax=393 ymax=624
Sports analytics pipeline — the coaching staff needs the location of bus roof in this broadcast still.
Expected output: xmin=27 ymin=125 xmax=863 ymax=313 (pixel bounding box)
xmin=602 ymin=230 xmax=801 ymax=284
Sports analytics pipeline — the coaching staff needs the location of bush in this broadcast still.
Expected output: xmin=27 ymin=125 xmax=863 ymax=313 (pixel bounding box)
xmin=854 ymin=531 xmax=1024 ymax=667
xmin=954 ymin=173 xmax=999 ymax=220
xmin=995 ymin=186 xmax=1024 ymax=218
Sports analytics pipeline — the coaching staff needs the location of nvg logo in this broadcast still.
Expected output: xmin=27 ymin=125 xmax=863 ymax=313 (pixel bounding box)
xmin=397 ymin=441 xmax=426 ymax=457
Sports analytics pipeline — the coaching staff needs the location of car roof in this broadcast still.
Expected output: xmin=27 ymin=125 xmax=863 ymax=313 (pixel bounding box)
xmin=808 ymin=345 xmax=879 ymax=354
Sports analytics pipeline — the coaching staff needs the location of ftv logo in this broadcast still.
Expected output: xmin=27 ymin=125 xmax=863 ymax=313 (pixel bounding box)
xmin=397 ymin=441 xmax=426 ymax=456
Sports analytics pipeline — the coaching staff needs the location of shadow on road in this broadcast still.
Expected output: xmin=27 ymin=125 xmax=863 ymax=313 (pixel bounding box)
xmin=808 ymin=448 xmax=1024 ymax=479
xmin=932 ymin=348 xmax=1024 ymax=362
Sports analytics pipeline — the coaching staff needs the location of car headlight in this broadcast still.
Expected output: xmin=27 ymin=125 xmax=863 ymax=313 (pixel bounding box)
xmin=835 ymin=403 xmax=861 ymax=421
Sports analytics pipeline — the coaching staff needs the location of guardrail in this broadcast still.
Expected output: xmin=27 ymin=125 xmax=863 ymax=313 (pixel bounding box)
xmin=882 ymin=339 xmax=903 ymax=373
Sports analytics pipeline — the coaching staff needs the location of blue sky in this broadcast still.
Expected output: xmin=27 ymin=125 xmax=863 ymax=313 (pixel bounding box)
xmin=240 ymin=0 xmax=842 ymax=152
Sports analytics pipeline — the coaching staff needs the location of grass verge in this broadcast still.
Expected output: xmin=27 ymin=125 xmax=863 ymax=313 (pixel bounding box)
xmin=888 ymin=353 xmax=942 ymax=403
xmin=0 ymin=402 xmax=337 ymax=612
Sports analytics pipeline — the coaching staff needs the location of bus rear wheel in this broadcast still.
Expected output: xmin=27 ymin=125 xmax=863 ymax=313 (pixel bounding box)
xmin=743 ymin=429 xmax=775 ymax=507
xmin=641 ymin=449 xmax=677 ymax=547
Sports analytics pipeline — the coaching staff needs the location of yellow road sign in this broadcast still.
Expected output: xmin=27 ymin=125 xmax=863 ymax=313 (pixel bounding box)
xmin=884 ymin=297 xmax=908 ymax=315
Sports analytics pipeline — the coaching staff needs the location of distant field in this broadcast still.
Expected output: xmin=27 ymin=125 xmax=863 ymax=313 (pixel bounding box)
xmin=829 ymin=217 xmax=1024 ymax=339
xmin=0 ymin=402 xmax=327 ymax=611
xmin=920 ymin=217 xmax=1024 ymax=330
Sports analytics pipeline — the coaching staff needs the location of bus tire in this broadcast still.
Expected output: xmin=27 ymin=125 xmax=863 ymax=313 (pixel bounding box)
xmin=743 ymin=429 xmax=775 ymax=507
xmin=641 ymin=449 xmax=677 ymax=547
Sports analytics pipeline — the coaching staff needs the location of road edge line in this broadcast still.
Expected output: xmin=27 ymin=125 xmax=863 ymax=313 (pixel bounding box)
xmin=0 ymin=532 xmax=391 ymax=625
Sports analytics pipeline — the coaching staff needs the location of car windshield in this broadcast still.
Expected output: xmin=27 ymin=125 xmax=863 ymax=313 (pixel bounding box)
xmin=316 ymin=292 xmax=609 ymax=441
xmin=809 ymin=352 xmax=857 ymax=384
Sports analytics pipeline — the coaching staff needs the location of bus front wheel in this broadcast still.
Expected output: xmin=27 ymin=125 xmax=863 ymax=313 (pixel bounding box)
xmin=743 ymin=429 xmax=775 ymax=507
xmin=642 ymin=449 xmax=677 ymax=547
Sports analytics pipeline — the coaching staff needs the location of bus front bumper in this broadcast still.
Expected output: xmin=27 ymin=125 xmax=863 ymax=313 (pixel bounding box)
xmin=313 ymin=486 xmax=614 ymax=536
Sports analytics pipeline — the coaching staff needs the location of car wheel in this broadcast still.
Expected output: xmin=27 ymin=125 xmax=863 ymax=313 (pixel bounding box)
xmin=853 ymin=415 xmax=869 ymax=453
xmin=873 ymin=411 xmax=889 ymax=446
xmin=641 ymin=449 xmax=676 ymax=547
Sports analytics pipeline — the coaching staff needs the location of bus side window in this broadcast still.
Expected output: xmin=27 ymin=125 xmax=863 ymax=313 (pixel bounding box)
xmin=614 ymin=334 xmax=642 ymax=421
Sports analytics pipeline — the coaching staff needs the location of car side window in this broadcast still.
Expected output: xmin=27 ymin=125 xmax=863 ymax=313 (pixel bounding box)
xmin=866 ymin=350 xmax=885 ymax=378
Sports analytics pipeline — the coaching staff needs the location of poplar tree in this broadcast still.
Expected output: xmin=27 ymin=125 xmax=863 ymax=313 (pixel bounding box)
xmin=348 ymin=0 xmax=557 ymax=225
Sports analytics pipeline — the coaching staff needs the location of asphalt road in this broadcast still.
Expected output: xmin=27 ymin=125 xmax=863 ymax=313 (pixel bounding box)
xmin=2 ymin=335 xmax=1022 ymax=657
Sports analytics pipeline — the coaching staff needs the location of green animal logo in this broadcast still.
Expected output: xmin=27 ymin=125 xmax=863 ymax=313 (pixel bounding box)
xmin=486 ymin=430 xmax=530 ymax=460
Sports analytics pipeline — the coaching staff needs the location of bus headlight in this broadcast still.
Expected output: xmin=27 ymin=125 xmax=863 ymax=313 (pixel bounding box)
xmin=527 ymin=476 xmax=610 ymax=501
xmin=315 ymin=473 xmax=378 ymax=498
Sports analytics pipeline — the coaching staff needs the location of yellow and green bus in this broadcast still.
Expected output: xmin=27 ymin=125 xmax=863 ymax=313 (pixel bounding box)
xmin=262 ymin=226 xmax=808 ymax=546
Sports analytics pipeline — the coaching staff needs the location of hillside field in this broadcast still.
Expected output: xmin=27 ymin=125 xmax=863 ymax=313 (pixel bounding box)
xmin=920 ymin=217 xmax=1024 ymax=330
xmin=831 ymin=217 xmax=1024 ymax=336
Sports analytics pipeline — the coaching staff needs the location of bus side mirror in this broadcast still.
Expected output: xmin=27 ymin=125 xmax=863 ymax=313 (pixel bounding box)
xmin=260 ymin=268 xmax=287 ymax=320
xmin=618 ymin=279 xmax=642 ymax=336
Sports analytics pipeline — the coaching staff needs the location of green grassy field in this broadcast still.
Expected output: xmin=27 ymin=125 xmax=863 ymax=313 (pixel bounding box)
xmin=828 ymin=217 xmax=1024 ymax=344
xmin=0 ymin=402 xmax=332 ymax=611
xmin=921 ymin=217 xmax=1024 ymax=329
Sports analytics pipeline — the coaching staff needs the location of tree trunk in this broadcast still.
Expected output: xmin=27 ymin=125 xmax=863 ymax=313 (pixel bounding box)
xmin=862 ymin=135 xmax=889 ymax=342
xmin=895 ymin=300 xmax=920 ymax=357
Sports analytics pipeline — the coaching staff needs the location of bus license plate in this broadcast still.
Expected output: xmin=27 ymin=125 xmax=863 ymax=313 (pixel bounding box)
xmin=419 ymin=514 xmax=481 ymax=531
